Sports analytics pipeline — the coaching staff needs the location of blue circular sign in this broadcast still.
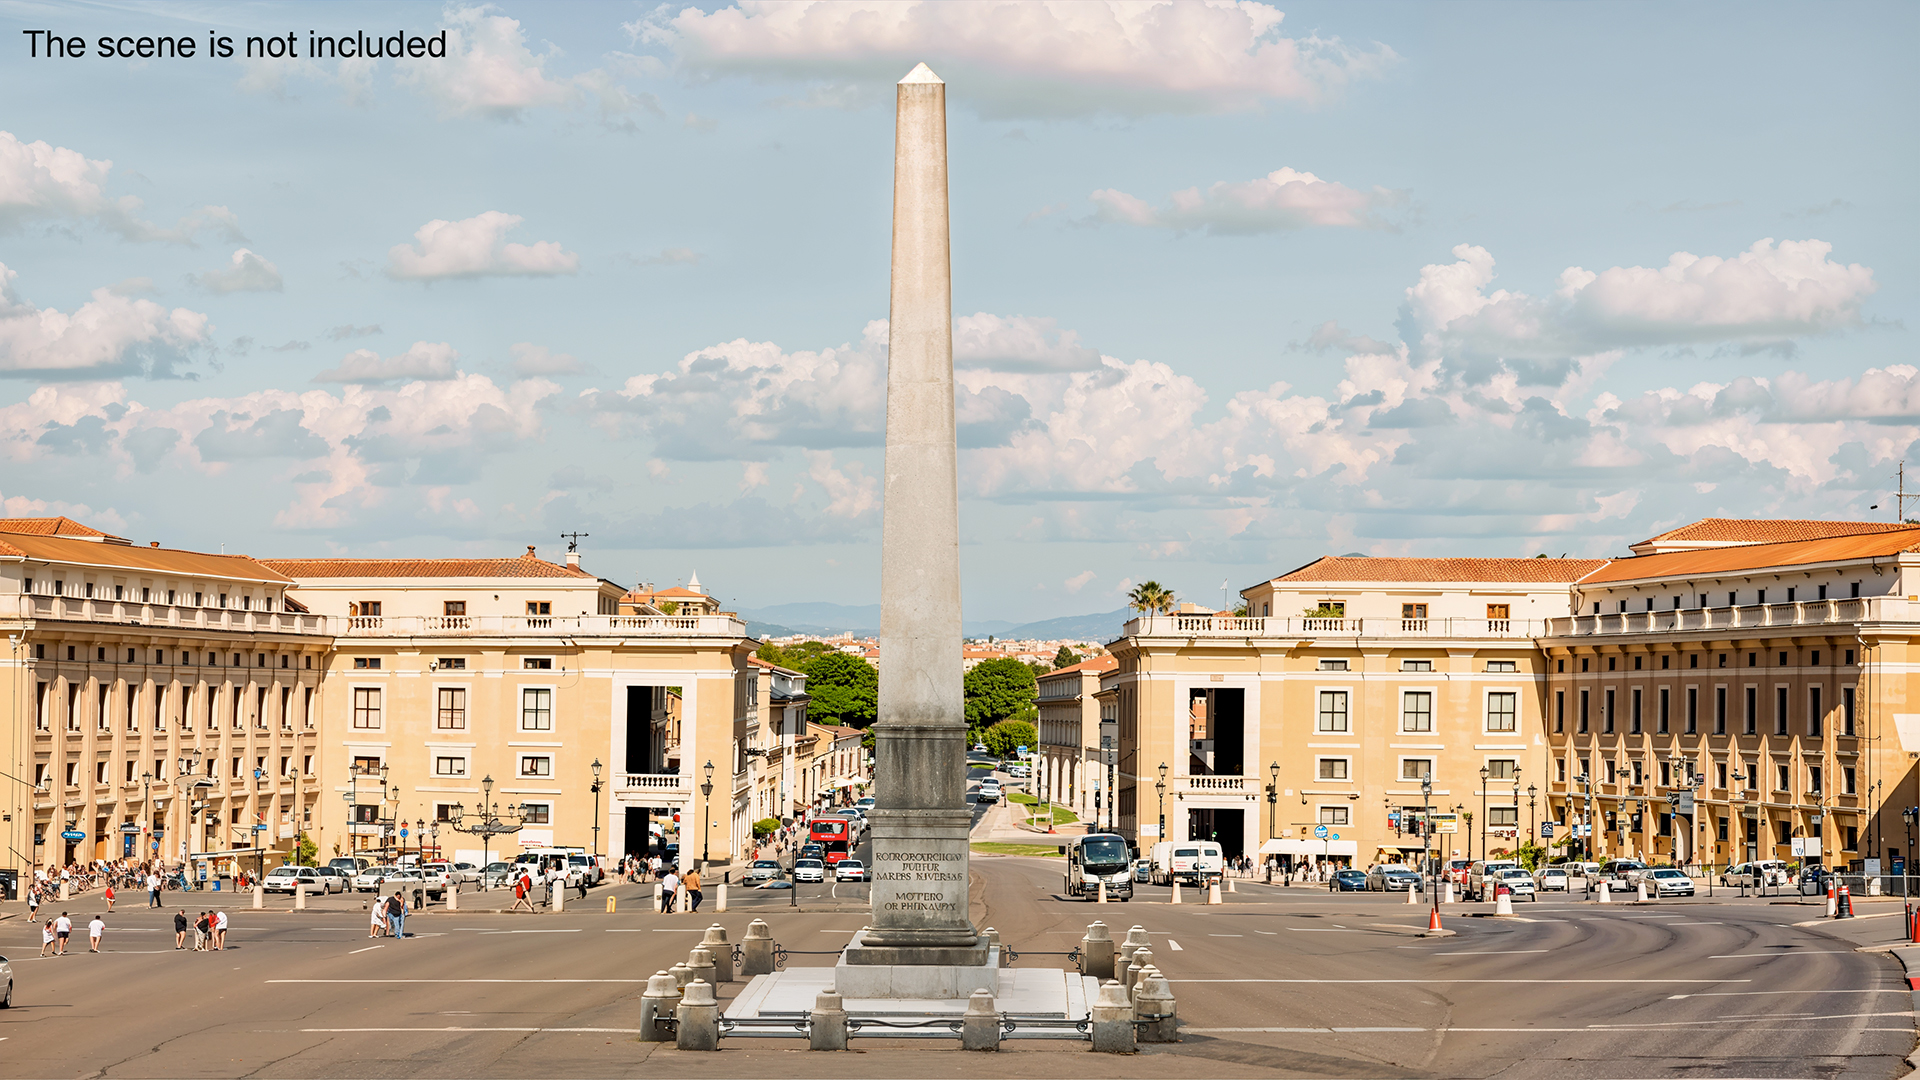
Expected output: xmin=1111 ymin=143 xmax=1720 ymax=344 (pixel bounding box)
xmin=1313 ymin=824 xmax=1328 ymax=839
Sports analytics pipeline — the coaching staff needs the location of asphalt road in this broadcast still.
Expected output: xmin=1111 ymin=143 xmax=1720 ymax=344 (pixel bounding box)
xmin=1 ymin=832 xmax=1909 ymax=1076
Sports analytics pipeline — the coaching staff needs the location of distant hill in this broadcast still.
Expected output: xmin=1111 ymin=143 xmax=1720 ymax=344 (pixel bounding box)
xmin=1002 ymin=607 xmax=1133 ymax=642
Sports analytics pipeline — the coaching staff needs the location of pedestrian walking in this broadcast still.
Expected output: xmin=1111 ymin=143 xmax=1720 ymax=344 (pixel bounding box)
xmin=194 ymin=912 xmax=210 ymax=951
xmin=149 ymin=871 xmax=162 ymax=908
xmin=54 ymin=912 xmax=72 ymax=955
xmin=685 ymin=866 xmax=704 ymax=913
xmin=509 ymin=873 xmax=534 ymax=914
xmin=104 ymin=884 xmax=115 ymax=912
xmin=27 ymin=885 xmax=40 ymax=921
xmin=214 ymin=908 xmax=228 ymax=951
xmin=369 ymin=897 xmax=386 ymax=937
xmin=174 ymin=910 xmax=188 ymax=950
xmin=88 ymin=914 xmax=104 ymax=953
xmin=660 ymin=869 xmax=680 ymax=913
xmin=386 ymin=891 xmax=406 ymax=939
xmin=39 ymin=919 xmax=55 ymax=957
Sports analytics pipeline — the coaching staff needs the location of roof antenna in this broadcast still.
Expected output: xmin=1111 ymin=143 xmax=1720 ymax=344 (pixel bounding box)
xmin=1894 ymin=462 xmax=1920 ymax=524
xmin=560 ymin=531 xmax=589 ymax=553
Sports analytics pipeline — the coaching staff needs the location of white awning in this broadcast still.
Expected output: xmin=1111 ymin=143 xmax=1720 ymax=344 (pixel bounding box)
xmin=1259 ymin=838 xmax=1357 ymax=857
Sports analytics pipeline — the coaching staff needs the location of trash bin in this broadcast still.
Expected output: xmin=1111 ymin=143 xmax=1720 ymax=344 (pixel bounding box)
xmin=0 ymin=868 xmax=17 ymax=901
xmin=212 ymin=879 xmax=222 ymax=891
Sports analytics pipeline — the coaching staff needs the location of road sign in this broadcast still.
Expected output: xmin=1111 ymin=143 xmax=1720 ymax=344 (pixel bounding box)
xmin=400 ymin=826 xmax=409 ymax=838
xmin=1539 ymin=821 xmax=1555 ymax=838
xmin=1387 ymin=810 xmax=1401 ymax=826
xmin=119 ymin=823 xmax=141 ymax=834
xmin=1313 ymin=824 xmax=1329 ymax=839
xmin=1672 ymin=792 xmax=1695 ymax=816
xmin=60 ymin=829 xmax=86 ymax=842
xmin=1330 ymin=833 xmax=1340 ymax=841
xmin=1430 ymin=813 xmax=1458 ymax=834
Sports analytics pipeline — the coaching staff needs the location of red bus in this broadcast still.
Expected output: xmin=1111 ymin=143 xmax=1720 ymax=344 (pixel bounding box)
xmin=809 ymin=817 xmax=851 ymax=864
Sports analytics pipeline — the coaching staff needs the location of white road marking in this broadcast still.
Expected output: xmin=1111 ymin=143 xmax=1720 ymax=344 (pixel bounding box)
xmin=1588 ymin=1012 xmax=1916 ymax=1028
xmin=1208 ymin=934 xmax=1244 ymax=938
xmin=478 ymin=929 xmax=583 ymax=935
xmin=1188 ymin=1025 xmax=1917 ymax=1033
xmin=1669 ymin=989 xmax=1902 ymax=998
xmin=1707 ymin=952 xmax=1858 ymax=958
xmin=1166 ymin=939 xmax=1183 ymax=951
xmin=1436 ymin=950 xmax=1549 ymax=956
xmin=1171 ymin=979 xmax=1751 ymax=984
xmin=269 ymin=979 xmax=649 ymax=984
xmin=300 ymin=1026 xmax=643 ymax=1033
xmin=1254 ymin=930 xmax=1278 ymax=935
xmin=348 ymin=945 xmax=384 ymax=955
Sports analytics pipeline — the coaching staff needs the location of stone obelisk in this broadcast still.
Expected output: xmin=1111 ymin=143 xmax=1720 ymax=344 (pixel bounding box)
xmin=844 ymin=62 xmax=984 ymax=970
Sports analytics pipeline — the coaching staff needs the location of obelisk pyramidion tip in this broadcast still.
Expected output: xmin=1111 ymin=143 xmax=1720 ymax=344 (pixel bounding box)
xmin=899 ymin=62 xmax=942 ymax=85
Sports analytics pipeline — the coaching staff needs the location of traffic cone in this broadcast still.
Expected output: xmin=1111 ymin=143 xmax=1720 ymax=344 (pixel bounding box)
xmin=1427 ymin=907 xmax=1442 ymax=931
xmin=1494 ymin=887 xmax=1514 ymax=917
xmin=1407 ymin=883 xmax=1419 ymax=905
xmin=1836 ymin=883 xmax=1855 ymax=919
xmin=1637 ymin=880 xmax=1648 ymax=903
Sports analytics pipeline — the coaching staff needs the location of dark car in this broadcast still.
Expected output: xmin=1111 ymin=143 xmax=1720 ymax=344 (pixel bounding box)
xmin=800 ymin=843 xmax=825 ymax=861
xmin=1798 ymin=864 xmax=1835 ymax=896
xmin=1331 ymin=869 xmax=1369 ymax=892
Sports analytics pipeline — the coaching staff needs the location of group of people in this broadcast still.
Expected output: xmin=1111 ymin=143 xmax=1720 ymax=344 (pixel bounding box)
xmin=368 ymin=890 xmax=410 ymax=938
xmin=655 ymin=865 xmax=705 ymax=913
xmin=170 ymin=910 xmax=228 ymax=950
xmin=37 ymin=912 xmax=106 ymax=955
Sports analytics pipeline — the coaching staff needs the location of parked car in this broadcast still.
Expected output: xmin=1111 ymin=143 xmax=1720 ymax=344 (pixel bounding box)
xmin=976 ymin=781 xmax=1002 ymax=804
xmin=1366 ymin=865 xmax=1422 ymax=892
xmin=1596 ymin=859 xmax=1649 ymax=887
xmin=1134 ymin=859 xmax=1153 ymax=884
xmin=792 ymin=859 xmax=826 ymax=883
xmin=1721 ymin=860 xmax=1790 ymax=888
xmin=745 ymin=860 xmax=784 ymax=884
xmin=1644 ymin=867 xmax=1695 ymax=897
xmin=441 ymin=862 xmax=482 ymax=884
xmin=1466 ymin=860 xmax=1521 ymax=901
xmin=379 ymin=868 xmax=445 ymax=900
xmin=1494 ymin=867 xmax=1538 ymax=901
xmin=263 ymin=866 xmax=323 ymax=894
xmin=855 ymin=797 xmax=876 ymax=814
xmin=1798 ymin=864 xmax=1835 ymax=896
xmin=1331 ymin=869 xmax=1369 ymax=892
xmin=1007 ymin=763 xmax=1031 ymax=779
xmin=0 ymin=952 xmax=11 ymax=1008
xmin=1534 ymin=867 xmax=1570 ymax=891
xmin=800 ymin=843 xmax=826 ymax=861
xmin=327 ymin=856 xmax=370 ymax=876
xmin=835 ymin=859 xmax=869 ymax=882
xmin=352 ymin=865 xmax=400 ymax=893
xmin=481 ymin=861 xmax=516 ymax=889
xmin=1446 ymin=859 xmax=1473 ymax=886
xmin=312 ymin=867 xmax=350 ymax=893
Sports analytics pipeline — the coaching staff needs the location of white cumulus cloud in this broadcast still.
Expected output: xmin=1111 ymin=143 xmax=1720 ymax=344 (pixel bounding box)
xmin=633 ymin=0 xmax=1396 ymax=118
xmin=1090 ymin=166 xmax=1403 ymax=234
xmin=313 ymin=341 xmax=460 ymax=383
xmin=0 ymin=130 xmax=243 ymax=244
xmin=0 ymin=263 xmax=210 ymax=377
xmin=192 ymin=249 xmax=284 ymax=294
xmin=395 ymin=4 xmax=660 ymax=124
xmin=509 ymin=342 xmax=584 ymax=376
xmin=386 ymin=211 xmax=579 ymax=280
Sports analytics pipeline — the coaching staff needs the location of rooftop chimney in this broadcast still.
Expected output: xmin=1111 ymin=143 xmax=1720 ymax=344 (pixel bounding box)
xmin=565 ymin=551 xmax=581 ymax=569
xmin=526 ymin=545 xmax=537 ymax=558
xmin=150 ymin=541 xmax=159 ymax=548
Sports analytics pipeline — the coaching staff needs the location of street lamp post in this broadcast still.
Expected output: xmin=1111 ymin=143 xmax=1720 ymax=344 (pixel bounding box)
xmin=1478 ymin=765 xmax=1490 ymax=867
xmin=700 ymin=760 xmax=715 ymax=867
xmin=1422 ymin=774 xmax=1436 ymax=918
xmin=1526 ymin=783 xmax=1538 ymax=863
xmin=1155 ymin=763 xmax=1168 ymax=852
xmin=447 ymin=775 xmax=523 ymax=890
xmin=589 ymin=759 xmax=603 ymax=858
xmin=415 ymin=818 xmax=425 ymax=863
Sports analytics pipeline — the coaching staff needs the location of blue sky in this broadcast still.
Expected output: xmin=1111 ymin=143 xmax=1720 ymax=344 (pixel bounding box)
xmin=0 ymin=1 xmax=1913 ymax=623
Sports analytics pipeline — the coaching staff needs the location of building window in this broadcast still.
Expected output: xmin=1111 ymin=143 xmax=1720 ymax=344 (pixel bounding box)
xmin=1842 ymin=687 xmax=1856 ymax=736
xmin=1486 ymin=692 xmax=1517 ymax=732
xmin=1578 ymin=690 xmax=1589 ymax=734
xmin=1807 ymin=765 xmax=1822 ymax=794
xmin=1809 ymin=687 xmax=1823 ymax=738
xmin=1554 ymin=690 xmax=1565 ymax=733
xmin=1744 ymin=687 xmax=1756 ymax=735
xmin=1316 ymin=758 xmax=1349 ymax=781
xmin=1401 ymin=758 xmax=1432 ymax=781
xmin=434 ymin=756 xmax=468 ymax=778
xmin=352 ymin=657 xmax=382 ymax=670
xmin=1489 ymin=806 xmax=1518 ymax=827
xmin=1603 ymin=689 xmax=1615 ymax=734
xmin=1685 ymin=688 xmax=1698 ymax=735
xmin=1844 ymin=766 xmax=1857 ymax=795
xmin=1715 ymin=762 xmax=1727 ymax=788
xmin=521 ymin=688 xmax=553 ymax=731
xmin=1316 ymin=691 xmax=1349 ymax=733
xmin=527 ymin=601 xmax=552 ymax=617
xmin=1317 ymin=658 xmax=1348 ymax=671
xmin=521 ymin=802 xmax=551 ymax=824
xmin=1776 ymin=763 xmax=1790 ymax=791
xmin=1317 ymin=805 xmax=1349 ymax=826
xmin=1486 ymin=660 xmax=1516 ymax=673
xmin=1401 ymin=659 xmax=1433 ymax=672
xmin=1713 ymin=687 xmax=1726 ymax=735
xmin=1630 ymin=688 xmax=1642 ymax=734
xmin=1556 ymin=758 xmax=1566 ymax=782
xmin=1487 ymin=758 xmax=1518 ymax=780
xmin=523 ymin=657 xmax=553 ymax=671
xmin=1845 ymin=648 xmax=1855 ymax=666
xmin=1401 ymin=691 xmax=1433 ymax=733
xmin=353 ymin=600 xmax=382 ymax=617
xmin=437 ymin=658 xmax=467 ymax=670
xmin=351 ymin=687 xmax=381 ymax=729
xmin=1604 ymin=760 xmax=1618 ymax=784
xmin=444 ymin=601 xmax=467 ymax=616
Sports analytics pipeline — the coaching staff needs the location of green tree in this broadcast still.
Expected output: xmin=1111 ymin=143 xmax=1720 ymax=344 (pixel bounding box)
xmin=982 ymin=719 xmax=1037 ymax=759
xmin=1053 ymin=646 xmax=1080 ymax=669
xmin=757 ymin=639 xmax=839 ymax=670
xmin=293 ymin=831 xmax=318 ymax=867
xmin=801 ymin=652 xmax=878 ymax=727
xmin=964 ymin=657 xmax=1038 ymax=730
xmin=1128 ymin=580 xmax=1176 ymax=615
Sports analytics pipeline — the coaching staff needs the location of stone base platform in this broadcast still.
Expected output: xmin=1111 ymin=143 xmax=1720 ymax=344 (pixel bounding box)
xmin=727 ymin=966 xmax=1092 ymax=1020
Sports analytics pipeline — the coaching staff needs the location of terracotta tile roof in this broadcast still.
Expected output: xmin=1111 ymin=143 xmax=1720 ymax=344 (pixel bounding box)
xmin=0 ymin=516 xmax=123 ymax=541
xmin=260 ymin=551 xmax=592 ymax=580
xmin=1038 ymin=655 xmax=1118 ymax=679
xmin=1581 ymin=527 xmax=1920 ymax=584
xmin=748 ymin=656 xmax=806 ymax=676
xmin=1633 ymin=518 xmax=1911 ymax=552
xmin=1272 ymin=556 xmax=1608 ymax=584
xmin=0 ymin=532 xmax=290 ymax=581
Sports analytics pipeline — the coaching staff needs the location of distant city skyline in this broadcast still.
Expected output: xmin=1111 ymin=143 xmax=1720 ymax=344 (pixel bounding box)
xmin=0 ymin=2 xmax=1913 ymax=623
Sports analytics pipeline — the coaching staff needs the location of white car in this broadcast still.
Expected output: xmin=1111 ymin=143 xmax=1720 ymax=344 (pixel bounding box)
xmin=1645 ymin=867 xmax=1695 ymax=897
xmin=835 ymin=859 xmax=869 ymax=882
xmin=793 ymin=858 xmax=825 ymax=883
xmin=480 ymin=862 xmax=516 ymax=889
xmin=976 ymin=781 xmax=1002 ymax=804
xmin=745 ymin=860 xmax=784 ymax=884
xmin=352 ymin=865 xmax=401 ymax=893
xmin=1534 ymin=867 xmax=1570 ymax=891
xmin=1495 ymin=868 xmax=1537 ymax=901
xmin=0 ymin=952 xmax=11 ymax=1009
xmin=263 ymin=866 xmax=325 ymax=894
xmin=429 ymin=861 xmax=480 ymax=885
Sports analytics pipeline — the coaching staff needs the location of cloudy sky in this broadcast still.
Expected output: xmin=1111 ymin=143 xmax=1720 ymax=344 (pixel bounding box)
xmin=0 ymin=1 xmax=1913 ymax=622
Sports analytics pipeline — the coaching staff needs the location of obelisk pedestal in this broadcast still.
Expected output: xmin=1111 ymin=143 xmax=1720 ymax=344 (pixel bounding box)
xmin=835 ymin=61 xmax=986 ymax=992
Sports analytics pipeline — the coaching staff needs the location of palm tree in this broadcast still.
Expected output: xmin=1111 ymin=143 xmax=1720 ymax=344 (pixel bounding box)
xmin=1128 ymin=580 xmax=1177 ymax=616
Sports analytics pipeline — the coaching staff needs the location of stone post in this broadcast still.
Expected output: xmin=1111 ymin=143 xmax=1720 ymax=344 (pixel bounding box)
xmin=1089 ymin=979 xmax=1136 ymax=1054
xmin=688 ymin=945 xmax=717 ymax=987
xmin=1081 ymin=921 xmax=1114 ymax=980
xmin=717 ymin=882 xmax=728 ymax=913
xmin=846 ymin=61 xmax=983 ymax=971
xmin=1135 ymin=968 xmax=1178 ymax=1043
xmin=60 ymin=880 xmax=70 ymax=902
xmin=1170 ymin=881 xmax=1181 ymax=905
xmin=810 ymin=989 xmax=848 ymax=1050
xmin=553 ymin=883 xmax=565 ymax=913
xmin=702 ymin=924 xmax=733 ymax=982
xmin=252 ymin=885 xmax=263 ymax=910
xmin=1121 ymin=925 xmax=1150 ymax=965
xmin=1114 ymin=951 xmax=1132 ymax=990
xmin=669 ymin=960 xmax=693 ymax=989
xmin=676 ymin=979 xmax=720 ymax=1051
xmin=639 ymin=971 xmax=680 ymax=1043
xmin=294 ymin=883 xmax=306 ymax=910
xmin=960 ymin=988 xmax=999 ymax=1051
xmin=1130 ymin=947 xmax=1155 ymax=990
xmin=741 ymin=919 xmax=776 ymax=975
xmin=447 ymin=883 xmax=458 ymax=911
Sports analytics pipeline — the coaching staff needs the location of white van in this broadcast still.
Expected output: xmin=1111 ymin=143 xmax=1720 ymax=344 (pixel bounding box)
xmin=1150 ymin=840 xmax=1224 ymax=886
xmin=514 ymin=846 xmax=591 ymax=888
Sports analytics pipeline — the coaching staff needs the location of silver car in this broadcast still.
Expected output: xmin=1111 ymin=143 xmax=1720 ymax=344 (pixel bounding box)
xmin=0 ymin=953 xmax=11 ymax=1009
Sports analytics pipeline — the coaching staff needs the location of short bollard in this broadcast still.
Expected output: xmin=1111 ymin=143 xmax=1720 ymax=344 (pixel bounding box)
xmin=605 ymin=896 xmax=616 ymax=913
xmin=716 ymin=882 xmax=728 ymax=913
xmin=446 ymin=884 xmax=457 ymax=911
xmin=60 ymin=880 xmax=70 ymax=902
xmin=294 ymin=883 xmax=307 ymax=910
xmin=654 ymin=884 xmax=664 ymax=912
xmin=1135 ymin=968 xmax=1178 ymax=1043
xmin=1836 ymin=884 xmax=1856 ymax=919
xmin=678 ymin=887 xmax=691 ymax=914
xmin=1444 ymin=882 xmax=1455 ymax=904
xmin=688 ymin=945 xmax=717 ymax=987
xmin=1130 ymin=947 xmax=1156 ymax=990
xmin=1114 ymin=951 xmax=1132 ymax=990
xmin=983 ymin=926 xmax=1001 ymax=952
xmin=1081 ymin=921 xmax=1115 ymax=980
xmin=1407 ymin=884 xmax=1419 ymax=905
xmin=810 ymin=989 xmax=848 ymax=1051
xmin=676 ymin=979 xmax=720 ymax=1051
xmin=553 ymin=884 xmax=565 ymax=913
xmin=639 ymin=971 xmax=680 ymax=1042
xmin=669 ymin=961 xmax=694 ymax=989
xmin=1121 ymin=925 xmax=1151 ymax=964
xmin=1494 ymin=888 xmax=1514 ymax=917
xmin=253 ymin=886 xmax=264 ymax=910
xmin=1170 ymin=881 xmax=1182 ymax=905
xmin=1227 ymin=878 xmax=1236 ymax=893
xmin=1207 ymin=881 xmax=1222 ymax=905
xmin=702 ymin=924 xmax=733 ymax=982
xmin=1090 ymin=980 xmax=1136 ymax=1054
xmin=741 ymin=919 xmax=776 ymax=975
xmin=1637 ymin=881 xmax=1649 ymax=903
xmin=960 ymin=988 xmax=999 ymax=1051
xmin=1597 ymin=881 xmax=1611 ymax=904
xmin=1098 ymin=880 xmax=1107 ymax=903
